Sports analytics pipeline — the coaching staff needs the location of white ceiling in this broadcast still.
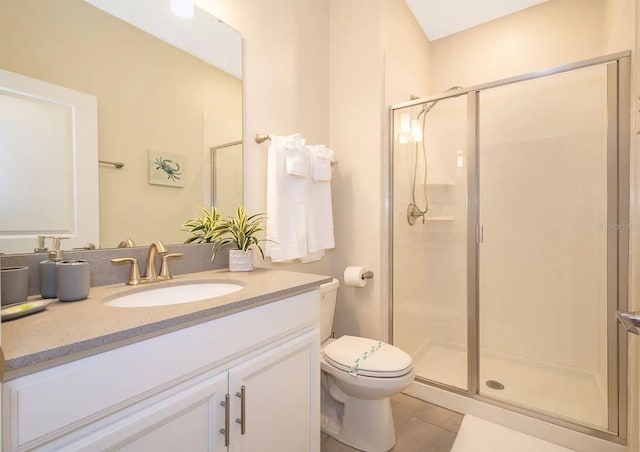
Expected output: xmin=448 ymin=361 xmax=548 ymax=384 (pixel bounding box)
xmin=404 ymin=0 xmax=549 ymax=41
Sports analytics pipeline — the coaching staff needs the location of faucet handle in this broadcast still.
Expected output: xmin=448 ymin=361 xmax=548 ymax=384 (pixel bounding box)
xmin=111 ymin=257 xmax=142 ymax=285
xmin=159 ymin=253 xmax=183 ymax=280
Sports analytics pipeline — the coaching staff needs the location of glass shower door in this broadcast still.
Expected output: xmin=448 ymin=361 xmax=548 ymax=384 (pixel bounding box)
xmin=477 ymin=64 xmax=611 ymax=428
xmin=392 ymin=95 xmax=468 ymax=390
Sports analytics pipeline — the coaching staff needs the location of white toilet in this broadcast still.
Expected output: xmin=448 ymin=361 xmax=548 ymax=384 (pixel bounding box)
xmin=319 ymin=278 xmax=414 ymax=452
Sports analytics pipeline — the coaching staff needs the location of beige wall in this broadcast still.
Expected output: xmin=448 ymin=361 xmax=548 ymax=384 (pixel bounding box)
xmin=428 ymin=0 xmax=609 ymax=93
xmin=605 ymin=0 xmax=636 ymax=54
xmin=329 ymin=0 xmax=384 ymax=339
xmin=207 ymin=0 xmax=426 ymax=340
xmin=203 ymin=0 xmax=333 ymax=277
xmin=0 ymin=0 xmax=242 ymax=248
xmin=382 ymin=0 xmax=432 ymax=104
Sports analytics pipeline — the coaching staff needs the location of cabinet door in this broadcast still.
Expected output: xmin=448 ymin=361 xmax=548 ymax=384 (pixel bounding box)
xmin=58 ymin=371 xmax=229 ymax=452
xmin=228 ymin=330 xmax=320 ymax=452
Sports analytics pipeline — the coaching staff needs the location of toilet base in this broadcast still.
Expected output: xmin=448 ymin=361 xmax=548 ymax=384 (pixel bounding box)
xmin=321 ymin=382 xmax=397 ymax=452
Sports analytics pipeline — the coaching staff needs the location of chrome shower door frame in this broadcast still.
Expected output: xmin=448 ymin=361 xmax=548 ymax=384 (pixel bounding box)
xmin=388 ymin=51 xmax=631 ymax=444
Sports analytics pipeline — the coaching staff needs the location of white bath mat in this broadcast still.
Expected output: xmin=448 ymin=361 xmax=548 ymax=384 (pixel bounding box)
xmin=451 ymin=415 xmax=575 ymax=452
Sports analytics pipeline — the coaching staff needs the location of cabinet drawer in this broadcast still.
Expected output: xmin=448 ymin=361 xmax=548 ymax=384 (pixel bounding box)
xmin=3 ymin=290 xmax=319 ymax=449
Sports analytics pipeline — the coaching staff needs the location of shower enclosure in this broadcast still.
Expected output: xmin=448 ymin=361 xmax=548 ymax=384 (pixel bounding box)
xmin=389 ymin=52 xmax=630 ymax=442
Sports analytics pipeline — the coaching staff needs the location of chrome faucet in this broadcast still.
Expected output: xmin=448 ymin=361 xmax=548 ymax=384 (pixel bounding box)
xmin=144 ymin=240 xmax=167 ymax=282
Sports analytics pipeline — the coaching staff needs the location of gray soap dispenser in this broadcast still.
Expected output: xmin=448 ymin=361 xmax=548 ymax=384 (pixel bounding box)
xmin=40 ymin=236 xmax=66 ymax=299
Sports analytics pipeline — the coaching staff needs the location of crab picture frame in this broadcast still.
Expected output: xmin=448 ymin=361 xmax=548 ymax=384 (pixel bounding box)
xmin=148 ymin=149 xmax=184 ymax=188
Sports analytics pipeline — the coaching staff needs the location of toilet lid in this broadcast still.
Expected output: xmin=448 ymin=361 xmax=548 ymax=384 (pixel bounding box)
xmin=323 ymin=336 xmax=413 ymax=378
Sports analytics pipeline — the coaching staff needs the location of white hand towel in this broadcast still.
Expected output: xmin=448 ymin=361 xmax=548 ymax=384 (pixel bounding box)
xmin=300 ymin=250 xmax=325 ymax=263
xmin=305 ymin=145 xmax=335 ymax=257
xmin=265 ymin=134 xmax=309 ymax=262
xmin=311 ymin=145 xmax=333 ymax=181
xmin=285 ymin=143 xmax=309 ymax=178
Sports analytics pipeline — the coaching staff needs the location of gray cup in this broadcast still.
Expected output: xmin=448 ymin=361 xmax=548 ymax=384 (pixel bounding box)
xmin=57 ymin=260 xmax=90 ymax=302
xmin=1 ymin=266 xmax=30 ymax=306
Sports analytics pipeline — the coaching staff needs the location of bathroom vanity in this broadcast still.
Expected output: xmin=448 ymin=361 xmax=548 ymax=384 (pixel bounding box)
xmin=2 ymin=269 xmax=330 ymax=452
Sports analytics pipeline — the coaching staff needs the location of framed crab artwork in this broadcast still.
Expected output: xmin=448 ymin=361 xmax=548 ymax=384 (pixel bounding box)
xmin=148 ymin=149 xmax=185 ymax=188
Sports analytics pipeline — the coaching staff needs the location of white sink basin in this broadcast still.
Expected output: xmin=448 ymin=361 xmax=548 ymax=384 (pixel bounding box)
xmin=105 ymin=281 xmax=244 ymax=308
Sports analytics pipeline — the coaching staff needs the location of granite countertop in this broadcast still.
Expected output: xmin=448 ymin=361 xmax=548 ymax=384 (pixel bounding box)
xmin=3 ymin=268 xmax=332 ymax=379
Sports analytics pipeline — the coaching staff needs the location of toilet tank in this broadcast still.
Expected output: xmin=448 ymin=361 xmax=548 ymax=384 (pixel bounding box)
xmin=319 ymin=278 xmax=339 ymax=342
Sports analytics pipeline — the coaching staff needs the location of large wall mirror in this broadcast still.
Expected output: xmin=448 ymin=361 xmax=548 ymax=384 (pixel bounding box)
xmin=0 ymin=0 xmax=242 ymax=254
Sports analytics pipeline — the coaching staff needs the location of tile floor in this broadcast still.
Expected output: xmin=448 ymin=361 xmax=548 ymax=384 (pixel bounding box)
xmin=321 ymin=393 xmax=463 ymax=452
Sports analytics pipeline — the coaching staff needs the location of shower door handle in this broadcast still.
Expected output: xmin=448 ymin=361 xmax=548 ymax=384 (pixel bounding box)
xmin=475 ymin=224 xmax=484 ymax=244
xmin=617 ymin=311 xmax=640 ymax=335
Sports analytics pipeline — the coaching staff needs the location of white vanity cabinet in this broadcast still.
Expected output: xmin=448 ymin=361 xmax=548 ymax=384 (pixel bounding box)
xmin=2 ymin=290 xmax=321 ymax=452
xmin=228 ymin=332 xmax=318 ymax=452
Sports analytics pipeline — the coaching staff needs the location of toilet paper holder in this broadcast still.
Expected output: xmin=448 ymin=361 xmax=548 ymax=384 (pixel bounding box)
xmin=361 ymin=271 xmax=374 ymax=280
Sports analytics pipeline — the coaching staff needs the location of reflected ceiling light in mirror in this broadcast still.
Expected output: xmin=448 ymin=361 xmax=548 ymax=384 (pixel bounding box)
xmin=397 ymin=113 xmax=411 ymax=143
xmin=400 ymin=113 xmax=411 ymax=134
xmin=411 ymin=119 xmax=422 ymax=142
xmin=85 ymin=0 xmax=242 ymax=78
xmin=171 ymin=0 xmax=194 ymax=18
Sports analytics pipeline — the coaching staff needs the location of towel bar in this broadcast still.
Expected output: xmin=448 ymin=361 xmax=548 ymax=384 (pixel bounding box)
xmin=255 ymin=134 xmax=270 ymax=144
xmin=99 ymin=160 xmax=124 ymax=169
xmin=255 ymin=133 xmax=337 ymax=166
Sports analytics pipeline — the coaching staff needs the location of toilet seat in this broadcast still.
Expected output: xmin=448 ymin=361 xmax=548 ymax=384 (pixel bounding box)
xmin=322 ymin=335 xmax=413 ymax=378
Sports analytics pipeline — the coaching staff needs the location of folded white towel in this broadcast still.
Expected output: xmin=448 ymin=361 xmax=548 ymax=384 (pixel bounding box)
xmin=311 ymin=145 xmax=333 ymax=181
xmin=265 ymin=138 xmax=335 ymax=264
xmin=300 ymin=250 xmax=325 ymax=263
xmin=285 ymin=143 xmax=309 ymax=178
xmin=305 ymin=145 xmax=335 ymax=256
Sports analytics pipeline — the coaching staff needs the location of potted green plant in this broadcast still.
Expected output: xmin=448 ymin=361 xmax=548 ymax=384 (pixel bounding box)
xmin=180 ymin=206 xmax=224 ymax=244
xmin=213 ymin=206 xmax=267 ymax=272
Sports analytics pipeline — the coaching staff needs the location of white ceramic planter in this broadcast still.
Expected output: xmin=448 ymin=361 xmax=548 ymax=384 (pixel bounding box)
xmin=228 ymin=249 xmax=254 ymax=272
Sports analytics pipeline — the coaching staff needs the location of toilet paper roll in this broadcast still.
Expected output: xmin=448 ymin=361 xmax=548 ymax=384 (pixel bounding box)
xmin=344 ymin=266 xmax=368 ymax=288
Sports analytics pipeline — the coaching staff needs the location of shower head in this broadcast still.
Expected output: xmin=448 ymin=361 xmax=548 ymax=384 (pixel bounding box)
xmin=416 ymin=86 xmax=464 ymax=119
xmin=418 ymin=100 xmax=438 ymax=118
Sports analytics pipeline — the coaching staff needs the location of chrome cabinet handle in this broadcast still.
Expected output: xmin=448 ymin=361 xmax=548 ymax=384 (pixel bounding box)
xmin=617 ymin=311 xmax=640 ymax=335
xmin=220 ymin=394 xmax=230 ymax=446
xmin=235 ymin=385 xmax=246 ymax=435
